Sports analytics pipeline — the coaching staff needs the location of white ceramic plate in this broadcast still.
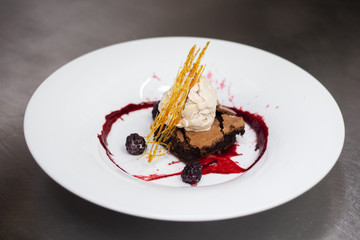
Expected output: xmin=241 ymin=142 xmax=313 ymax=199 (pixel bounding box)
xmin=24 ymin=37 xmax=344 ymax=221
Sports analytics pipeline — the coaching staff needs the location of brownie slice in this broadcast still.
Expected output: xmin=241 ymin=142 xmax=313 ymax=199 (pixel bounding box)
xmin=153 ymin=102 xmax=245 ymax=162
xmin=168 ymin=113 xmax=245 ymax=162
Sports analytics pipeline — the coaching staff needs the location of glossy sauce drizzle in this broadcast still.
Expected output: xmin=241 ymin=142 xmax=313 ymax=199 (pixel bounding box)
xmin=98 ymin=102 xmax=268 ymax=181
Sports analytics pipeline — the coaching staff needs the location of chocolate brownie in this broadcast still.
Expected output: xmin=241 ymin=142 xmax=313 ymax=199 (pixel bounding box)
xmin=153 ymin=102 xmax=245 ymax=162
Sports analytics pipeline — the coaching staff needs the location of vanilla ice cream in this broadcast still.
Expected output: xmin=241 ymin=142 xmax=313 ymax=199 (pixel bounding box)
xmin=159 ymin=76 xmax=218 ymax=132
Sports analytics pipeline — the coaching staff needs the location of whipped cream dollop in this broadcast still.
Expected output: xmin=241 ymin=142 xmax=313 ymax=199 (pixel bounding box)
xmin=159 ymin=76 xmax=218 ymax=132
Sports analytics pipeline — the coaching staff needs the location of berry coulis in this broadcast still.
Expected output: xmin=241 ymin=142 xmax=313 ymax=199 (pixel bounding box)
xmin=98 ymin=102 xmax=268 ymax=181
xmin=97 ymin=102 xmax=155 ymax=173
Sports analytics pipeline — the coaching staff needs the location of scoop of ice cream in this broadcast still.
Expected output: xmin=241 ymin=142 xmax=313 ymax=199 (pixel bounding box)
xmin=159 ymin=76 xmax=218 ymax=132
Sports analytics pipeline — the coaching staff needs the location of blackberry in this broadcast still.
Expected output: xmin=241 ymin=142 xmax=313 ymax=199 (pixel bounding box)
xmin=181 ymin=161 xmax=203 ymax=185
xmin=152 ymin=101 xmax=160 ymax=119
xmin=125 ymin=133 xmax=146 ymax=155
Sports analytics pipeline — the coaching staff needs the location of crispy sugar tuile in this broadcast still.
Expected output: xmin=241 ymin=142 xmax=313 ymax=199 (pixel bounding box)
xmin=145 ymin=42 xmax=210 ymax=162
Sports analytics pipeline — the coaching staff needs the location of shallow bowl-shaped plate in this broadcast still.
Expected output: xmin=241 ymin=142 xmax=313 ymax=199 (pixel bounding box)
xmin=24 ymin=37 xmax=344 ymax=221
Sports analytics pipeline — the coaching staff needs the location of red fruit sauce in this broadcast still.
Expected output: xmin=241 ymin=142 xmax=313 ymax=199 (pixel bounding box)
xmin=98 ymin=102 xmax=268 ymax=181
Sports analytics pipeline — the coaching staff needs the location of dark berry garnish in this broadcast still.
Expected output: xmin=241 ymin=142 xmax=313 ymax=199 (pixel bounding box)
xmin=125 ymin=133 xmax=146 ymax=155
xmin=181 ymin=161 xmax=203 ymax=185
xmin=152 ymin=101 xmax=160 ymax=119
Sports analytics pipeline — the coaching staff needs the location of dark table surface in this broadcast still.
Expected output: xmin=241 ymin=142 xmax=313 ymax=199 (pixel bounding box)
xmin=1 ymin=0 xmax=359 ymax=239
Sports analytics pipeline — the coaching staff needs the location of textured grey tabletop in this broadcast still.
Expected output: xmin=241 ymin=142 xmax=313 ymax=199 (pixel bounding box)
xmin=1 ymin=0 xmax=359 ymax=239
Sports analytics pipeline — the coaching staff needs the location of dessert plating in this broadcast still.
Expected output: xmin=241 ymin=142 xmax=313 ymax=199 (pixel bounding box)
xmin=97 ymin=42 xmax=268 ymax=186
